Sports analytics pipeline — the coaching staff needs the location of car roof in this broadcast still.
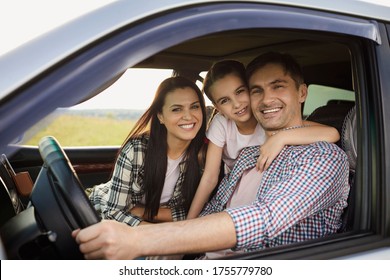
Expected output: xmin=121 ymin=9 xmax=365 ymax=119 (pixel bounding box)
xmin=0 ymin=0 xmax=389 ymax=100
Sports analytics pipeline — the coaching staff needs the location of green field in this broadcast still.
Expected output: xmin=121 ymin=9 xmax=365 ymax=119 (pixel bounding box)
xmin=24 ymin=115 xmax=136 ymax=146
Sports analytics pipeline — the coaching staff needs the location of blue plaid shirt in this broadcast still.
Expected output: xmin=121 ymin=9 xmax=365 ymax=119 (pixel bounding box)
xmin=201 ymin=142 xmax=349 ymax=252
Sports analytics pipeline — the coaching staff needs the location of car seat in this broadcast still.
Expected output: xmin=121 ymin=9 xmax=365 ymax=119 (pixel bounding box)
xmin=306 ymin=102 xmax=356 ymax=232
xmin=305 ymin=100 xmax=355 ymax=147
xmin=339 ymin=106 xmax=357 ymax=232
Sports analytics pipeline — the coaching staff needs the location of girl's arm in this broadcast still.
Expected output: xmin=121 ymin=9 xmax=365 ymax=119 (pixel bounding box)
xmin=187 ymin=142 xmax=223 ymax=219
xmin=130 ymin=205 xmax=172 ymax=223
xmin=256 ymin=121 xmax=340 ymax=172
xmin=131 ymin=142 xmax=223 ymax=222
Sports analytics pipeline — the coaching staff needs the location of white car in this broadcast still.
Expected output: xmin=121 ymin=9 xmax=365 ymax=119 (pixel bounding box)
xmin=0 ymin=0 xmax=389 ymax=260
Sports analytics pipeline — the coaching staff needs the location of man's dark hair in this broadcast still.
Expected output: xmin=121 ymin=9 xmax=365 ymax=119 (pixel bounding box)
xmin=246 ymin=52 xmax=304 ymax=89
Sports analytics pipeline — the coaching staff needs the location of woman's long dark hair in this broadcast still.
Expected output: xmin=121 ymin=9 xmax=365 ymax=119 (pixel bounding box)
xmin=121 ymin=76 xmax=207 ymax=220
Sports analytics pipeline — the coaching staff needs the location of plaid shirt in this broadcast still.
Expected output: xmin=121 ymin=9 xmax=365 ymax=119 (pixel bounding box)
xmin=88 ymin=134 xmax=187 ymax=226
xmin=201 ymin=142 xmax=349 ymax=252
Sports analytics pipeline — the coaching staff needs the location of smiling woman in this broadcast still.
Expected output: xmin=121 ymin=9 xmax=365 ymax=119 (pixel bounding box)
xmin=86 ymin=77 xmax=207 ymax=260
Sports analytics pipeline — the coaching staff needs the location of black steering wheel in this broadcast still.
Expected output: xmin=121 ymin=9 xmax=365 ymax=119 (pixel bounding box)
xmin=28 ymin=136 xmax=101 ymax=259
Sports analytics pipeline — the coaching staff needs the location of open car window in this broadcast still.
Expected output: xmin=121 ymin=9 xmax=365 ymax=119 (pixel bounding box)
xmin=20 ymin=68 xmax=173 ymax=147
xmin=304 ymin=85 xmax=355 ymax=117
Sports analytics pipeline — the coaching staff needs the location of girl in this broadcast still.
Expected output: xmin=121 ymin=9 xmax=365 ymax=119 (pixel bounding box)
xmin=88 ymin=76 xmax=207 ymax=226
xmin=187 ymin=60 xmax=339 ymax=219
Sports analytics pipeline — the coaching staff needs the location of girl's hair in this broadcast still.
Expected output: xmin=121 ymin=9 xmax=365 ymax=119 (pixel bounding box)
xmin=203 ymin=60 xmax=247 ymax=103
xmin=122 ymin=76 xmax=207 ymax=220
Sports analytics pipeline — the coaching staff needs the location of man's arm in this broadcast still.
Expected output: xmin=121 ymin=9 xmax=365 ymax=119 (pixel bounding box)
xmin=73 ymin=211 xmax=237 ymax=260
xmin=227 ymin=142 xmax=349 ymax=251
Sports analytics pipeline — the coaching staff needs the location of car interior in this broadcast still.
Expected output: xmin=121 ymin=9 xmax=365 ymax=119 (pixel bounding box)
xmin=0 ymin=27 xmax=358 ymax=259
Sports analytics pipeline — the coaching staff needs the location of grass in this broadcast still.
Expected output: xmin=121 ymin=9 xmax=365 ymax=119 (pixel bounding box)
xmin=24 ymin=115 xmax=136 ymax=146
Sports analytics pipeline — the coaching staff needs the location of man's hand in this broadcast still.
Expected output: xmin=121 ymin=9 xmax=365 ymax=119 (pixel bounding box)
xmin=72 ymin=212 xmax=237 ymax=259
xmin=72 ymin=220 xmax=140 ymax=260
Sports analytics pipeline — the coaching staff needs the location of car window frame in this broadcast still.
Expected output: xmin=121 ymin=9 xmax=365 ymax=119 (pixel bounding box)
xmin=1 ymin=2 xmax=389 ymax=259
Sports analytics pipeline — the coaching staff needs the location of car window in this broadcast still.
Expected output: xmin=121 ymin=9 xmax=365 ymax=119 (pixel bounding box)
xmin=1 ymin=0 xmax=389 ymax=263
xmin=21 ymin=68 xmax=173 ymax=147
xmin=303 ymin=84 xmax=355 ymax=117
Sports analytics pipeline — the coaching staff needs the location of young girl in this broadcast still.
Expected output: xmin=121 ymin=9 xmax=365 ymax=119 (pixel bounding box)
xmin=88 ymin=76 xmax=207 ymax=226
xmin=186 ymin=60 xmax=339 ymax=219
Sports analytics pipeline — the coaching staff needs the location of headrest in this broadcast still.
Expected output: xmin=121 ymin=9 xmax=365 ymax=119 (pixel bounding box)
xmin=341 ymin=106 xmax=357 ymax=171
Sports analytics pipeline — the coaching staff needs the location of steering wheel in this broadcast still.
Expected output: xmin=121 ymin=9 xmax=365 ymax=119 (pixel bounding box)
xmin=28 ymin=136 xmax=101 ymax=259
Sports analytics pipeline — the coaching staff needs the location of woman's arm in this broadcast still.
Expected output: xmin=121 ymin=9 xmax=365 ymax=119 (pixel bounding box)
xmin=130 ymin=205 xmax=173 ymax=223
xmin=256 ymin=122 xmax=340 ymax=172
xmin=187 ymin=142 xmax=223 ymax=219
xmin=94 ymin=140 xmax=146 ymax=227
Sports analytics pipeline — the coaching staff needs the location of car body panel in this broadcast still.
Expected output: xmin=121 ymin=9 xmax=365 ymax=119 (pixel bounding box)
xmin=0 ymin=0 xmax=389 ymax=260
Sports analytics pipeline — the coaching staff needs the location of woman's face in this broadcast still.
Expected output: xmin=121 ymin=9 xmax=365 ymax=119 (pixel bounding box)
xmin=158 ymin=87 xmax=203 ymax=145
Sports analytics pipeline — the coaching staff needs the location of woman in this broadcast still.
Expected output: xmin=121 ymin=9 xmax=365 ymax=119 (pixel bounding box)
xmin=88 ymin=76 xmax=207 ymax=226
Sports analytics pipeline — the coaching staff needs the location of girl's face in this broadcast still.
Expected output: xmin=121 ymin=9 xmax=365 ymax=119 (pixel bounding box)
xmin=158 ymin=87 xmax=203 ymax=145
xmin=210 ymin=73 xmax=252 ymax=124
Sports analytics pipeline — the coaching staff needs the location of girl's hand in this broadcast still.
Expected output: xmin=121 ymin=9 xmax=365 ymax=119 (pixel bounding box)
xmin=256 ymin=133 xmax=285 ymax=172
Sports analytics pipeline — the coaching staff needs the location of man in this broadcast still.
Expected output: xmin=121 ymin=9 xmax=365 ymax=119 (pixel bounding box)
xmin=73 ymin=52 xmax=349 ymax=259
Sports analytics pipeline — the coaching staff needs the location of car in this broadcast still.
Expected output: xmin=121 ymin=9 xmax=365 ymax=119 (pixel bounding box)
xmin=0 ymin=0 xmax=390 ymax=260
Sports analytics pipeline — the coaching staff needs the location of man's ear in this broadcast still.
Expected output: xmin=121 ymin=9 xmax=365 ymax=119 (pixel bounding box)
xmin=298 ymin=83 xmax=308 ymax=103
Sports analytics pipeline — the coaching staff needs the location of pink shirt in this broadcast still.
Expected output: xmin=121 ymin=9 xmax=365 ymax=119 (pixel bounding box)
xmin=227 ymin=167 xmax=263 ymax=208
xmin=206 ymin=114 xmax=266 ymax=171
xmin=206 ymin=167 xmax=263 ymax=259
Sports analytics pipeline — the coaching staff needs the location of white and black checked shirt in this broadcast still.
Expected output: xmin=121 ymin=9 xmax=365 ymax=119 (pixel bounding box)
xmin=89 ymin=134 xmax=187 ymax=226
xmin=201 ymin=142 xmax=350 ymax=252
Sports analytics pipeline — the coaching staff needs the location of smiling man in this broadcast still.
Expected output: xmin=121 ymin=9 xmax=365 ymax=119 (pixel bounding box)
xmin=73 ymin=52 xmax=350 ymax=260
xmin=247 ymin=53 xmax=307 ymax=133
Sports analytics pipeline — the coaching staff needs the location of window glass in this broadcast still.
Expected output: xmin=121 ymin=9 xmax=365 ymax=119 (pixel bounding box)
xmin=304 ymin=85 xmax=355 ymax=116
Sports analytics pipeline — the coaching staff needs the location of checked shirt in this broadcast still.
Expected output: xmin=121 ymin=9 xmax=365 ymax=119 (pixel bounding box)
xmin=88 ymin=134 xmax=187 ymax=226
xmin=201 ymin=142 xmax=350 ymax=252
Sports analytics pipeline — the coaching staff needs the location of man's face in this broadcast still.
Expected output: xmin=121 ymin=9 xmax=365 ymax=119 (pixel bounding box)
xmin=248 ymin=63 xmax=307 ymax=133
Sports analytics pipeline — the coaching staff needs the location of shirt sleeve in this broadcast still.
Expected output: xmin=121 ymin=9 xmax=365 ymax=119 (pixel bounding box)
xmin=90 ymin=140 xmax=144 ymax=226
xmin=199 ymin=174 xmax=229 ymax=216
xmin=168 ymin=198 xmax=187 ymax=222
xmin=225 ymin=143 xmax=349 ymax=250
xmin=206 ymin=114 xmax=227 ymax=148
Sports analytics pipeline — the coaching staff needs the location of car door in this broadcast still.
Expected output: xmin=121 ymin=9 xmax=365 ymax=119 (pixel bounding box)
xmin=1 ymin=1 xmax=389 ymax=259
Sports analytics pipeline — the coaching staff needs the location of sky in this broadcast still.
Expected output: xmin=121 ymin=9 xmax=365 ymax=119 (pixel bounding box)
xmin=0 ymin=0 xmax=177 ymax=110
